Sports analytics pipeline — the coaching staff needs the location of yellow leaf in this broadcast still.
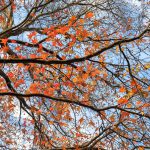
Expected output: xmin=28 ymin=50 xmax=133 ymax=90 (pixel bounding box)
xmin=144 ymin=63 xmax=150 ymax=70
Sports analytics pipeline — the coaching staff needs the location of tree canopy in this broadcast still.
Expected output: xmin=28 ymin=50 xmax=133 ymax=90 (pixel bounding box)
xmin=0 ymin=0 xmax=150 ymax=149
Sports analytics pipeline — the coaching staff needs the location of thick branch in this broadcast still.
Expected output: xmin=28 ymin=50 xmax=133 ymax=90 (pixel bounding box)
xmin=0 ymin=28 xmax=149 ymax=65
xmin=0 ymin=92 xmax=149 ymax=119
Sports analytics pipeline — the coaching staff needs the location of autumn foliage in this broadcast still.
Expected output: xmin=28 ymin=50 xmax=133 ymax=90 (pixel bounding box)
xmin=0 ymin=0 xmax=150 ymax=149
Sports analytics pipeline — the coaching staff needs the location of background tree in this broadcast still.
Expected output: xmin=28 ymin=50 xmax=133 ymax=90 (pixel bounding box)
xmin=0 ymin=0 xmax=150 ymax=149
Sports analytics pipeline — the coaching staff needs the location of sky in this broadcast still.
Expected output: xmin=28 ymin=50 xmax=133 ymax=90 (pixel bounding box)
xmin=1 ymin=0 xmax=149 ymax=149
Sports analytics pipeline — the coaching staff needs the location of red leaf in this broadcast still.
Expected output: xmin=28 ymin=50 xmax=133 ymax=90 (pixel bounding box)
xmin=1 ymin=39 xmax=8 ymax=45
xmin=130 ymin=79 xmax=137 ymax=86
xmin=53 ymin=83 xmax=59 ymax=88
xmin=15 ymin=46 xmax=21 ymax=51
xmin=7 ymin=72 xmax=14 ymax=78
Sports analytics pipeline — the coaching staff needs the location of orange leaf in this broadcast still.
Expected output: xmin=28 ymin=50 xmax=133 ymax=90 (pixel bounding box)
xmin=79 ymin=117 xmax=84 ymax=124
xmin=30 ymin=54 xmax=37 ymax=58
xmin=29 ymin=83 xmax=38 ymax=93
xmin=85 ymin=12 xmax=94 ymax=18
xmin=44 ymin=88 xmax=54 ymax=96
xmin=41 ymin=53 xmax=48 ymax=59
xmin=0 ymin=78 xmax=4 ymax=82
xmin=1 ymin=38 xmax=8 ymax=45
xmin=119 ymin=86 xmax=126 ymax=93
xmin=36 ymin=110 xmax=42 ymax=115
xmin=82 ymin=73 xmax=88 ymax=79
xmin=62 ymin=146 xmax=66 ymax=150
xmin=121 ymin=111 xmax=130 ymax=119
xmin=59 ymin=122 xmax=67 ymax=127
xmin=143 ymin=91 xmax=148 ymax=98
xmin=0 ymin=15 xmax=4 ymax=21
xmin=130 ymin=79 xmax=137 ymax=86
xmin=3 ymin=46 xmax=9 ymax=52
xmin=69 ymin=16 xmax=76 ymax=23
xmin=109 ymin=115 xmax=115 ymax=122
xmin=116 ymin=46 xmax=119 ymax=53
xmin=31 ymin=38 xmax=38 ymax=44
xmin=72 ymin=77 xmax=78 ymax=83
xmin=94 ymin=20 xmax=99 ymax=27
xmin=138 ymin=147 xmax=144 ymax=150
xmin=49 ymin=121 xmax=54 ymax=125
xmin=148 ymin=86 xmax=150 ymax=91
xmin=118 ymin=98 xmax=128 ymax=105
xmin=15 ymin=46 xmax=21 ymax=51
xmin=79 ymin=18 xmax=85 ymax=24
xmin=14 ymin=79 xmax=24 ymax=88
xmin=30 ymin=119 xmax=35 ymax=124
xmin=5 ymin=139 xmax=13 ymax=144
xmin=126 ymin=103 xmax=132 ymax=108
xmin=132 ymin=88 xmax=137 ymax=93
xmin=89 ymin=120 xmax=95 ymax=127
xmin=136 ymin=101 xmax=142 ymax=105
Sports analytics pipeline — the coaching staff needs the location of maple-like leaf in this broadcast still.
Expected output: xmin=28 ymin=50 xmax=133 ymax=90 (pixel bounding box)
xmin=14 ymin=79 xmax=24 ymax=88
xmin=1 ymin=38 xmax=8 ymax=45
xmin=118 ymin=98 xmax=128 ymax=105
xmin=15 ymin=46 xmax=21 ymax=51
xmin=119 ymin=86 xmax=126 ymax=92
xmin=79 ymin=117 xmax=84 ymax=124
xmin=0 ymin=1 xmax=149 ymax=149
xmin=85 ymin=12 xmax=94 ymax=18
xmin=7 ymin=72 xmax=14 ymax=78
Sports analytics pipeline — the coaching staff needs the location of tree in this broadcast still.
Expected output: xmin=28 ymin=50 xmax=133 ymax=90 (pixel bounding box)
xmin=0 ymin=0 xmax=150 ymax=149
